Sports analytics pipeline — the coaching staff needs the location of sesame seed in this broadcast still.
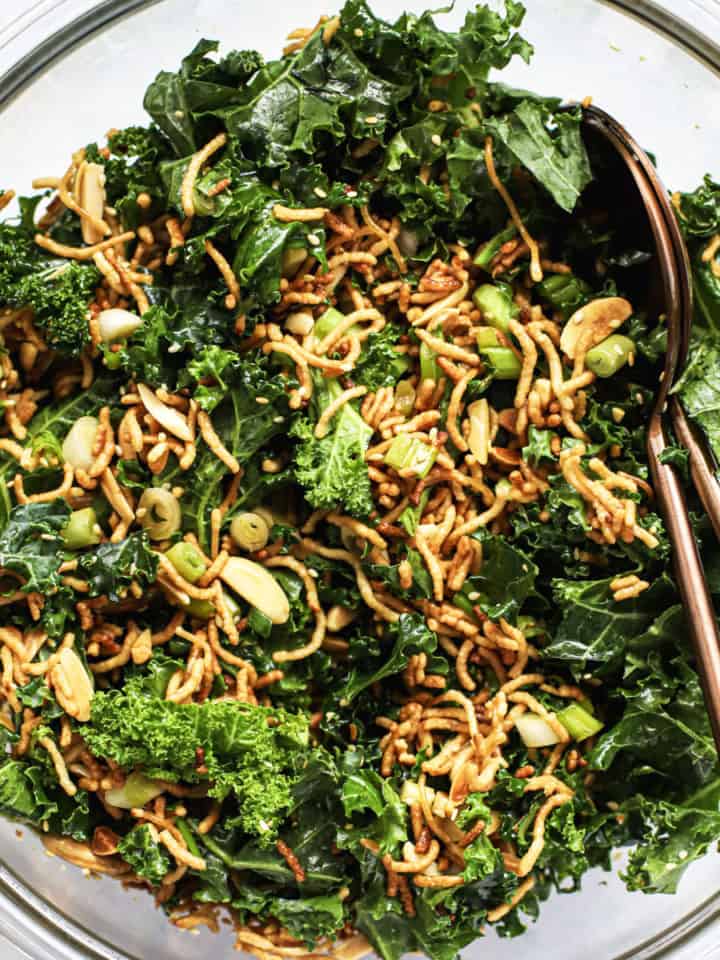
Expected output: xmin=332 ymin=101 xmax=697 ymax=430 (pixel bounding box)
xmin=346 ymin=190 xmax=358 ymax=198
xmin=354 ymin=27 xmax=364 ymax=36
xmin=365 ymin=116 xmax=378 ymax=124
xmin=314 ymin=187 xmax=328 ymax=199
xmin=255 ymin=396 xmax=270 ymax=405
xmin=431 ymin=134 xmax=442 ymax=147
xmin=307 ymin=233 xmax=320 ymax=246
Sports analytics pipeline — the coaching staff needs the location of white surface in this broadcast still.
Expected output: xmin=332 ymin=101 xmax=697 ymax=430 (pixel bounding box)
xmin=0 ymin=2 xmax=719 ymax=960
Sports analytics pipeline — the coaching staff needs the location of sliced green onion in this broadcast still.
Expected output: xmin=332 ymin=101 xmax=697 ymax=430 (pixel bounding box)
xmin=557 ymin=703 xmax=604 ymax=741
xmin=281 ymin=245 xmax=308 ymax=278
xmin=185 ymin=598 xmax=215 ymax=618
xmin=174 ymin=817 xmax=201 ymax=858
xmin=230 ymin=512 xmax=270 ymax=552
xmin=384 ymin=434 xmax=437 ymax=477
xmin=165 ymin=541 xmax=207 ymax=584
xmin=472 ymin=283 xmax=517 ymax=333
xmin=516 ymin=713 xmax=561 ymax=748
xmin=105 ymin=772 xmax=164 ymax=810
xmin=104 ymin=350 xmax=123 ymax=370
xmin=138 ymin=488 xmax=182 ymax=541
xmin=394 ymin=379 xmax=416 ymax=416
xmin=419 ymin=326 xmax=444 ymax=382
xmin=537 ymin=273 xmax=592 ymax=319
xmin=585 ymin=335 xmax=636 ymax=378
xmin=476 ymin=326 xmax=502 ymax=349
xmin=62 ymin=507 xmax=101 ymax=550
xmin=314 ymin=306 xmax=350 ymax=341
xmin=481 ymin=346 xmax=522 ymax=380
xmin=474 ymin=226 xmax=516 ymax=271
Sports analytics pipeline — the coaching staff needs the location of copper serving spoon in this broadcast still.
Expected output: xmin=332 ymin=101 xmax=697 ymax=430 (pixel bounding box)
xmin=578 ymin=105 xmax=720 ymax=752
xmin=591 ymin=107 xmax=720 ymax=543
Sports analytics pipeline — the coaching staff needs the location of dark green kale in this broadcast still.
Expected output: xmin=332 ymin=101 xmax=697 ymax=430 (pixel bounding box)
xmin=117 ymin=823 xmax=172 ymax=885
xmin=673 ymin=177 xmax=720 ymax=457
xmin=0 ymin=223 xmax=98 ymax=354
xmin=0 ymin=500 xmax=70 ymax=593
xmin=84 ymin=680 xmax=310 ymax=840
xmin=292 ymin=371 xmax=374 ymax=517
xmin=77 ymin=532 xmax=158 ymax=602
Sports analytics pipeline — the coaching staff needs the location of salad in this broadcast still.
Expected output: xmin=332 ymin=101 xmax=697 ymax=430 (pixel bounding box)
xmin=0 ymin=2 xmax=718 ymax=958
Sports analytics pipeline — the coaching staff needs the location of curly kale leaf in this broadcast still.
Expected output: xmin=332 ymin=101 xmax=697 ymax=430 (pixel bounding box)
xmin=484 ymin=101 xmax=592 ymax=212
xmin=337 ymin=0 xmax=531 ymax=92
xmin=674 ymin=175 xmax=720 ymax=238
xmin=177 ymin=352 xmax=293 ymax=546
xmin=674 ymin=333 xmax=720 ymax=461
xmin=339 ymin=614 xmax=438 ymax=702
xmin=143 ymin=39 xmax=263 ymax=156
xmin=85 ymin=126 xmax=169 ymax=228
xmin=84 ymin=680 xmax=310 ymax=840
xmin=457 ymin=530 xmax=538 ymax=621
xmin=674 ymin=177 xmax=720 ymax=331
xmin=0 ymin=759 xmax=91 ymax=840
xmin=0 ymin=223 xmax=98 ymax=354
xmin=0 ymin=500 xmax=70 ymax=593
xmin=352 ymin=325 xmax=410 ymax=392
xmin=543 ymin=574 xmax=676 ymax=678
xmin=117 ymin=824 xmax=172 ymax=885
xmin=77 ymin=532 xmax=158 ymax=602
xmin=292 ymin=372 xmax=373 ymax=517
xmin=622 ymin=783 xmax=720 ymax=894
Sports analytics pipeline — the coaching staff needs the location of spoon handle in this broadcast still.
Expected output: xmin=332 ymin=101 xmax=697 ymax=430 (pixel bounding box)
xmin=670 ymin=397 xmax=720 ymax=542
xmin=647 ymin=415 xmax=720 ymax=752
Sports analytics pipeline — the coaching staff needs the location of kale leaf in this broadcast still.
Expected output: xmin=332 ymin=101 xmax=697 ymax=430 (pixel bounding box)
xmin=84 ymin=681 xmax=311 ymax=840
xmin=0 ymin=500 xmax=70 ymax=593
xmin=293 ymin=372 xmax=373 ymax=518
xmin=0 ymin=223 xmax=98 ymax=354
xmin=118 ymin=823 xmax=172 ymax=885
xmin=77 ymin=532 xmax=158 ymax=602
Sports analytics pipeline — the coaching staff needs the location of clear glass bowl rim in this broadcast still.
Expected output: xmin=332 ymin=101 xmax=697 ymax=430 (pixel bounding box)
xmin=0 ymin=2 xmax=718 ymax=959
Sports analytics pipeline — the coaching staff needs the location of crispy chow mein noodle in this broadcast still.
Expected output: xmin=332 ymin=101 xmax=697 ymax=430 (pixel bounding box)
xmin=0 ymin=6 xmax=703 ymax=960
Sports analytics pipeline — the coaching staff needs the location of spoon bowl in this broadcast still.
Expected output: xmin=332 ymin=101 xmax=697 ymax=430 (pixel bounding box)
xmin=577 ymin=104 xmax=720 ymax=752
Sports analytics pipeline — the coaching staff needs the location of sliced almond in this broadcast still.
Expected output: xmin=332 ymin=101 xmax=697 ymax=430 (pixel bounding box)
xmin=326 ymin=605 xmax=357 ymax=633
xmin=75 ymin=161 xmax=107 ymax=244
xmin=49 ymin=647 xmax=94 ymax=722
xmin=131 ymin=628 xmax=153 ymax=665
xmin=62 ymin=415 xmax=99 ymax=469
xmin=466 ymin=399 xmax=490 ymax=465
xmin=98 ymin=308 xmax=143 ymax=343
xmin=42 ymin=835 xmax=130 ymax=875
xmin=91 ymin=826 xmax=121 ymax=856
xmin=220 ymin=557 xmax=290 ymax=624
xmin=496 ymin=408 xmax=518 ymax=434
xmin=560 ymin=296 xmax=632 ymax=359
xmin=285 ymin=311 xmax=315 ymax=336
xmin=490 ymin=446 xmax=522 ymax=468
xmin=137 ymin=383 xmax=193 ymax=443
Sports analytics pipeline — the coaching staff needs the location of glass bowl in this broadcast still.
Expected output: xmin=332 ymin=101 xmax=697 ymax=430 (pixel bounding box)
xmin=0 ymin=2 xmax=719 ymax=958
